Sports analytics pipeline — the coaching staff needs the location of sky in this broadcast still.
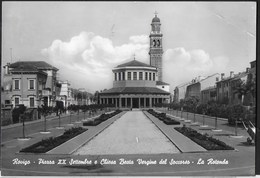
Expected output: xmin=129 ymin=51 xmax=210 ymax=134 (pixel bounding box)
xmin=2 ymin=2 xmax=256 ymax=93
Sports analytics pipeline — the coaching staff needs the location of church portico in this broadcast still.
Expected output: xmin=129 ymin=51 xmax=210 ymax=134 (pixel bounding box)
xmin=100 ymin=93 xmax=168 ymax=109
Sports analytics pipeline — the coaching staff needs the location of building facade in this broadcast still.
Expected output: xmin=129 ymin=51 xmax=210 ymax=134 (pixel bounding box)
xmin=2 ymin=61 xmax=59 ymax=108
xmin=173 ymin=82 xmax=191 ymax=102
xmin=201 ymin=86 xmax=217 ymax=104
xmin=99 ymin=60 xmax=170 ymax=108
xmin=58 ymin=80 xmax=72 ymax=109
xmin=185 ymin=73 xmax=219 ymax=101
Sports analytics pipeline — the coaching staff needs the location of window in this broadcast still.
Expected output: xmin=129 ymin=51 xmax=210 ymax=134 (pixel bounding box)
xmin=14 ymin=80 xmax=20 ymax=90
xmin=133 ymin=72 xmax=137 ymax=80
xmin=118 ymin=73 xmax=121 ymax=81
xmin=149 ymin=73 xmax=152 ymax=80
xmin=153 ymin=73 xmax=155 ymax=81
xmin=15 ymin=97 xmax=19 ymax=106
xmin=29 ymin=97 xmax=34 ymax=107
xmin=145 ymin=72 xmax=148 ymax=80
xmin=29 ymin=79 xmax=35 ymax=90
xmin=127 ymin=72 xmax=131 ymax=80
xmin=162 ymin=86 xmax=165 ymax=88
xmin=122 ymin=72 xmax=125 ymax=80
xmin=114 ymin=73 xmax=117 ymax=81
xmin=139 ymin=72 xmax=143 ymax=80
xmin=5 ymin=100 xmax=11 ymax=105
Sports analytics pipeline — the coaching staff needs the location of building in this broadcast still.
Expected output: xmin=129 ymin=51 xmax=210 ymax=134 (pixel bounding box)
xmin=58 ymin=80 xmax=72 ymax=109
xmin=216 ymin=67 xmax=253 ymax=105
xmin=173 ymin=82 xmax=191 ymax=102
xmin=156 ymin=81 xmax=170 ymax=93
xmin=2 ymin=61 xmax=59 ymax=108
xmin=185 ymin=73 xmax=220 ymax=101
xmin=246 ymin=60 xmax=256 ymax=106
xmin=216 ymin=73 xmax=232 ymax=104
xmin=99 ymin=14 xmax=170 ymax=108
xmin=201 ymin=86 xmax=217 ymax=104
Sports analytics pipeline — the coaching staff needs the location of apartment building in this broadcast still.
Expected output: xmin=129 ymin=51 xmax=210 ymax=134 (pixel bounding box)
xmin=2 ymin=61 xmax=59 ymax=108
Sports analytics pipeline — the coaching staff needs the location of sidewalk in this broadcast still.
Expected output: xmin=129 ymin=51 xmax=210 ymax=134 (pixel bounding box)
xmin=143 ymin=111 xmax=207 ymax=153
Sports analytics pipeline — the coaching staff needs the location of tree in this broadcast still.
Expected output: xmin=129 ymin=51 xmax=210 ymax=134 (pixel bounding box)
xmin=183 ymin=96 xmax=199 ymax=112
xmin=40 ymin=104 xmax=52 ymax=132
xmin=93 ymin=91 xmax=100 ymax=104
xmin=12 ymin=104 xmax=26 ymax=123
xmin=233 ymin=79 xmax=249 ymax=104
xmin=246 ymin=76 xmax=256 ymax=105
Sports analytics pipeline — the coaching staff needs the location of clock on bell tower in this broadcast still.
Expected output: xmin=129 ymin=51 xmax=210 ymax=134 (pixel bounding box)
xmin=149 ymin=11 xmax=163 ymax=82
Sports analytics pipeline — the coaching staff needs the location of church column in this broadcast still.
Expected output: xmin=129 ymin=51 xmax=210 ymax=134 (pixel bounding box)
xmin=138 ymin=98 xmax=140 ymax=108
xmin=144 ymin=98 xmax=146 ymax=108
xmin=119 ymin=97 xmax=122 ymax=108
xmin=130 ymin=98 xmax=133 ymax=108
xmin=149 ymin=97 xmax=152 ymax=108
xmin=125 ymin=98 xmax=127 ymax=108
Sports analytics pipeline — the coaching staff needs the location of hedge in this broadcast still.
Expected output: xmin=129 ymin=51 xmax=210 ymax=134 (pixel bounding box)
xmin=20 ymin=127 xmax=87 ymax=153
xmin=175 ymin=126 xmax=234 ymax=150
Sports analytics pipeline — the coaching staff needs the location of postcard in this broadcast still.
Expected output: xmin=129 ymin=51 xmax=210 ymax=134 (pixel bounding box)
xmin=1 ymin=1 xmax=256 ymax=176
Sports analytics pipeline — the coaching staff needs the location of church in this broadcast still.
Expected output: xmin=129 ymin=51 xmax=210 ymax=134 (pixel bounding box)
xmin=99 ymin=13 xmax=170 ymax=108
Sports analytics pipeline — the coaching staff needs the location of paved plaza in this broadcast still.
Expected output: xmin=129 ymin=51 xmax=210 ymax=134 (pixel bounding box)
xmin=74 ymin=111 xmax=180 ymax=155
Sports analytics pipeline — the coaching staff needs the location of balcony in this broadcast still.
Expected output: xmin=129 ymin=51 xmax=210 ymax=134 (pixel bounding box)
xmin=42 ymin=89 xmax=51 ymax=96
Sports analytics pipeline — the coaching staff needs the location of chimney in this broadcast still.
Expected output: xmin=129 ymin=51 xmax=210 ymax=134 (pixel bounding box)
xmin=230 ymin=71 xmax=234 ymax=78
xmin=4 ymin=63 xmax=10 ymax=75
xmin=221 ymin=73 xmax=225 ymax=80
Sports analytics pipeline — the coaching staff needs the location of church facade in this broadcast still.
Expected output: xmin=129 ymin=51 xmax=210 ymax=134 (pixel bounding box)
xmin=99 ymin=14 xmax=170 ymax=108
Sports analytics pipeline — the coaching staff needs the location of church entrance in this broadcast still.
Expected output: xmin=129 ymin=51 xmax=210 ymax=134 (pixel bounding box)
xmin=132 ymin=98 xmax=139 ymax=108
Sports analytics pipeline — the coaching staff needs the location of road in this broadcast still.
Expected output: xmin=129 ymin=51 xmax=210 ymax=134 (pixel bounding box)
xmin=1 ymin=111 xmax=103 ymax=143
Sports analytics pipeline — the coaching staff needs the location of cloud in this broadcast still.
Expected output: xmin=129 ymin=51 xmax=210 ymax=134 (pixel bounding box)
xmin=164 ymin=47 xmax=229 ymax=87
xmin=42 ymin=32 xmax=229 ymax=92
xmin=41 ymin=32 xmax=149 ymax=91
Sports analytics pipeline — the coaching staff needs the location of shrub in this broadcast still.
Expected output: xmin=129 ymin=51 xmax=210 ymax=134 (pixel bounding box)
xmin=175 ymin=126 xmax=234 ymax=150
xmin=83 ymin=110 xmax=122 ymax=126
xmin=20 ymin=127 xmax=87 ymax=153
xmin=147 ymin=109 xmax=180 ymax=125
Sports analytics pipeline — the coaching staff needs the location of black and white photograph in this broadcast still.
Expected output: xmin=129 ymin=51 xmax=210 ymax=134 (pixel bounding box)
xmin=1 ymin=1 xmax=256 ymax=176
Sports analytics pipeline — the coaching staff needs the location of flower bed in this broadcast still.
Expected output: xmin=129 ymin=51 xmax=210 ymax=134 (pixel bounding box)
xmin=147 ymin=109 xmax=180 ymax=125
xmin=20 ymin=127 xmax=87 ymax=153
xmin=83 ymin=110 xmax=122 ymax=126
xmin=175 ymin=126 xmax=234 ymax=150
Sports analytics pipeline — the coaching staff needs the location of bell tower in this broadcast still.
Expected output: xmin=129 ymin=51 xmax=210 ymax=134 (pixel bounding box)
xmin=149 ymin=11 xmax=163 ymax=81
